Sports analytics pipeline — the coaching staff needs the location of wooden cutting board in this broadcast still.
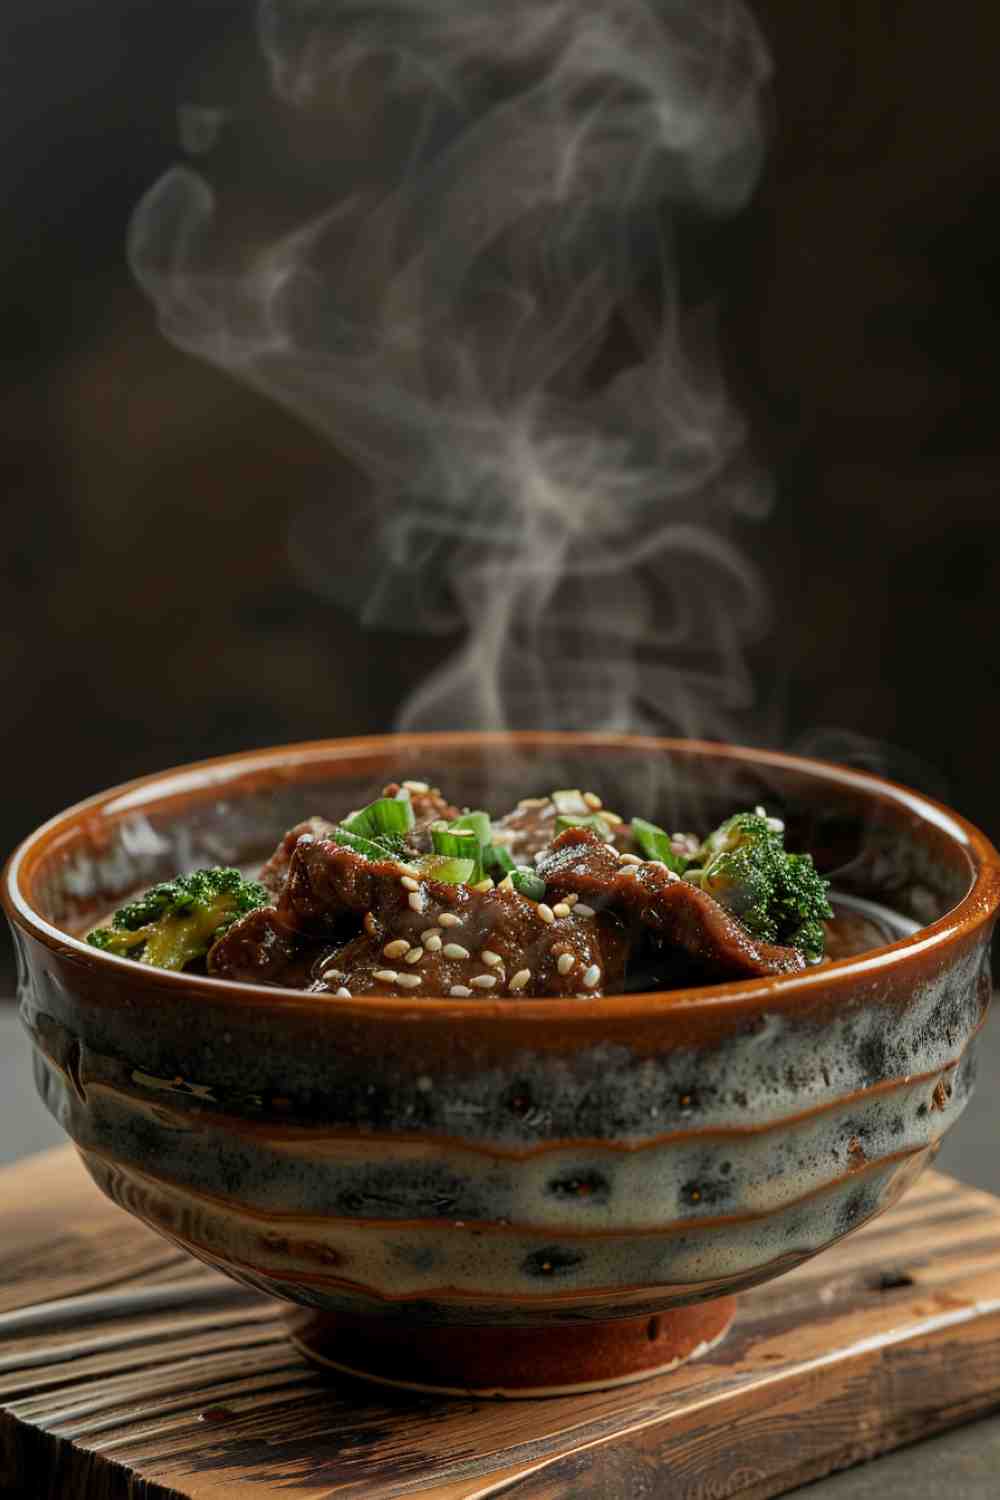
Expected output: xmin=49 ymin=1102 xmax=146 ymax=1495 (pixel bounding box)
xmin=4 ymin=1146 xmax=1000 ymax=1500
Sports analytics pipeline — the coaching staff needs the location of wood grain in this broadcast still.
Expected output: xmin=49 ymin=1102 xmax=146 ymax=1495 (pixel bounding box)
xmin=4 ymin=1147 xmax=1000 ymax=1499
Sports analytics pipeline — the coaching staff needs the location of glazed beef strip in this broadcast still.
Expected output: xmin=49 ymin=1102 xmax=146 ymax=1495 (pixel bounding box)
xmin=209 ymin=905 xmax=330 ymax=987
xmin=212 ymin=801 xmax=804 ymax=993
xmin=215 ymin=827 xmax=628 ymax=996
xmin=537 ymin=827 xmax=807 ymax=980
xmin=285 ymin=834 xmax=628 ymax=998
xmin=213 ymin=826 xmax=429 ymax=985
xmin=259 ymin=817 xmax=336 ymax=896
xmin=314 ymin=884 xmax=629 ymax=999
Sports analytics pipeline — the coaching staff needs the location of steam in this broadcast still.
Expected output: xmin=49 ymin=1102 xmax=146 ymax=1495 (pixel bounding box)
xmin=792 ymin=729 xmax=953 ymax=806
xmin=130 ymin=0 xmax=773 ymax=737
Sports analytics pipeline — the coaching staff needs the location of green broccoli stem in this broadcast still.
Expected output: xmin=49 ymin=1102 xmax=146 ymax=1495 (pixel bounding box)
xmin=87 ymin=868 xmax=270 ymax=971
xmin=690 ymin=810 xmax=833 ymax=959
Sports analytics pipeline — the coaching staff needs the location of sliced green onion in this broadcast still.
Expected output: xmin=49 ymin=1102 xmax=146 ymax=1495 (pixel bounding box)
xmin=417 ymin=854 xmax=476 ymax=885
xmin=340 ymin=805 xmax=376 ymax=835
xmin=430 ymin=826 xmax=479 ymax=861
xmin=327 ymin=827 xmax=400 ymax=861
xmin=554 ymin=813 xmax=613 ymax=841
xmin=631 ymin=817 xmax=686 ymax=873
xmin=510 ymin=868 xmax=546 ymax=902
xmin=342 ymin=795 xmax=415 ymax=839
xmin=483 ymin=843 xmax=517 ymax=878
xmin=432 ymin=810 xmax=491 ymax=883
xmin=449 ymin=810 xmax=492 ymax=847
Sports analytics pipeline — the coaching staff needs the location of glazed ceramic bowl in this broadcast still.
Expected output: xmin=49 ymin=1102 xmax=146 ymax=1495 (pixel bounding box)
xmin=6 ymin=735 xmax=1000 ymax=1396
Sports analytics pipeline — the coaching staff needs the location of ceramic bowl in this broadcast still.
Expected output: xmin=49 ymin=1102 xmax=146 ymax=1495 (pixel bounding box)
xmin=5 ymin=734 xmax=999 ymax=1396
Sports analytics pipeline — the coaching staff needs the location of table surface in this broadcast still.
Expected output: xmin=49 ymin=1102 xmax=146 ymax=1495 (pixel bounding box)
xmin=4 ymin=1006 xmax=1000 ymax=1498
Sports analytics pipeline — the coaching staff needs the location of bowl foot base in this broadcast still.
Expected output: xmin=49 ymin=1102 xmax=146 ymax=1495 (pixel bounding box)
xmin=286 ymin=1296 xmax=736 ymax=1398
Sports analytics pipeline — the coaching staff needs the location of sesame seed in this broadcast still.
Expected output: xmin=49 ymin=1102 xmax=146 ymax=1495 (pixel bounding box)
xmin=557 ymin=953 xmax=574 ymax=975
xmin=602 ymin=811 xmax=623 ymax=826
xmin=538 ymin=903 xmax=556 ymax=925
xmin=335 ymin=987 xmax=352 ymax=998
xmin=754 ymin=804 xmax=767 ymax=817
xmin=575 ymin=903 xmax=596 ymax=918
xmin=618 ymin=852 xmax=642 ymax=865
xmin=767 ymin=816 xmax=785 ymax=833
xmin=403 ymin=780 xmax=430 ymax=793
xmin=397 ymin=863 xmax=421 ymax=878
xmin=439 ymin=912 xmax=462 ymax=927
xmin=518 ymin=797 xmax=549 ymax=809
xmin=471 ymin=974 xmax=497 ymax=989
xmin=583 ymin=965 xmax=601 ymax=989
xmin=481 ymin=950 xmax=502 ymax=966
xmin=510 ymin=969 xmax=531 ymax=991
xmin=408 ymin=891 xmax=424 ymax=912
xmin=400 ymin=876 xmax=419 ymax=891
xmin=443 ymin=943 xmax=470 ymax=960
xmin=473 ymin=877 xmax=494 ymax=892
xmin=583 ymin=792 xmax=603 ymax=809
xmin=404 ymin=947 xmax=423 ymax=964
xmin=564 ymin=893 xmax=579 ymax=906
xmin=424 ymin=934 xmax=443 ymax=952
xmin=363 ymin=912 xmax=377 ymax=936
xmin=552 ymin=902 xmax=571 ymax=918
xmin=421 ymin=926 xmax=442 ymax=939
xmin=395 ymin=973 xmax=422 ymax=989
xmin=449 ymin=985 xmax=472 ymax=997
xmin=373 ymin=970 xmax=398 ymax=984
xmin=384 ymin=939 xmax=410 ymax=959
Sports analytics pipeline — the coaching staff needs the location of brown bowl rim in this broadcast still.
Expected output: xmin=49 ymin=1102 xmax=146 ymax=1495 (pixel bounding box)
xmin=5 ymin=731 xmax=1000 ymax=1026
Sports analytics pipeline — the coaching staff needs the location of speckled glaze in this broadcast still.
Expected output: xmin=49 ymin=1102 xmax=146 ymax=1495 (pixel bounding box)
xmin=5 ymin=735 xmax=999 ymax=1395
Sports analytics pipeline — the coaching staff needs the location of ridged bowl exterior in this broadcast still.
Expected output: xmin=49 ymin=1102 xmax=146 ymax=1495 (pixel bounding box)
xmin=6 ymin=735 xmax=1000 ymax=1330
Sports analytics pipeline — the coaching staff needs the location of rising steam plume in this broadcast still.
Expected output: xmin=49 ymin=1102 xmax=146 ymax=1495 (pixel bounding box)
xmin=130 ymin=0 xmax=773 ymax=738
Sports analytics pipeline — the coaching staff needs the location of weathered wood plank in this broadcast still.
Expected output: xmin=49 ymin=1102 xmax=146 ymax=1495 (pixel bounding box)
xmin=0 ymin=1146 xmax=191 ymax=1317
xmin=4 ymin=1146 xmax=1000 ymax=1500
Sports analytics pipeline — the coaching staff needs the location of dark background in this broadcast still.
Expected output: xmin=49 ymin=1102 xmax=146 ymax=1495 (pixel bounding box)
xmin=2 ymin=2 xmax=999 ymax=982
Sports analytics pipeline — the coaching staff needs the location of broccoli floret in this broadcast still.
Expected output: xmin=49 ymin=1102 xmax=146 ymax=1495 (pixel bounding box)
xmin=86 ymin=868 xmax=270 ymax=971
xmin=687 ymin=811 xmax=833 ymax=959
xmin=327 ymin=827 xmax=410 ymax=862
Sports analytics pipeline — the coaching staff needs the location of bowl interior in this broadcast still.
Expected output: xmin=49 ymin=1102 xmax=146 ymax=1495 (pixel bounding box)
xmin=16 ymin=735 xmax=980 ymax=968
